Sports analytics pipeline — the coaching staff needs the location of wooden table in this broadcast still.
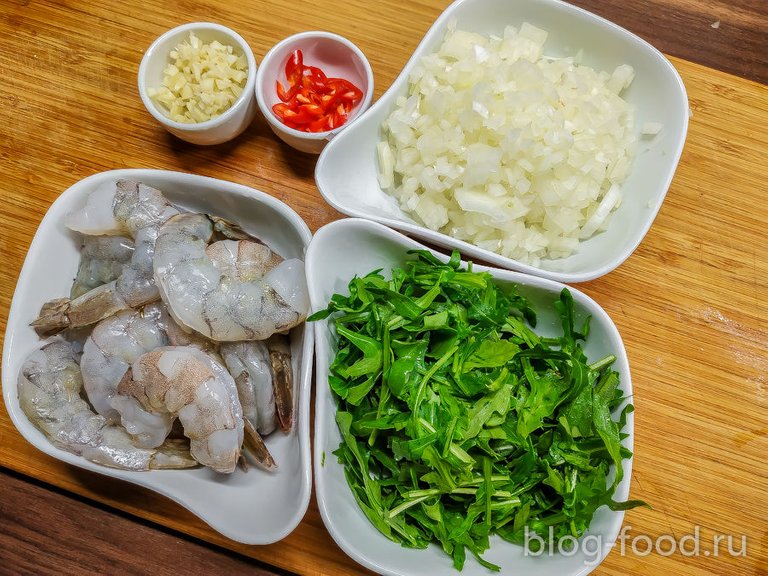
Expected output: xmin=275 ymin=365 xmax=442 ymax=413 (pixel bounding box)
xmin=1 ymin=1 xmax=766 ymax=574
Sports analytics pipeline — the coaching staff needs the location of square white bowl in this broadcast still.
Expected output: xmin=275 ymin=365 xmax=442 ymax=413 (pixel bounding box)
xmin=2 ymin=169 xmax=314 ymax=544
xmin=315 ymin=0 xmax=689 ymax=283
xmin=306 ymin=218 xmax=635 ymax=575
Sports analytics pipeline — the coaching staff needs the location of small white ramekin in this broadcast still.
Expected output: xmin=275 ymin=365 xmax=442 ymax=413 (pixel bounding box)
xmin=138 ymin=22 xmax=258 ymax=145
xmin=255 ymin=31 xmax=374 ymax=154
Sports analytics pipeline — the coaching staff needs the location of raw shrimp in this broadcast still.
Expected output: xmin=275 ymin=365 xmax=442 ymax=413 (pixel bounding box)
xmin=112 ymin=346 xmax=244 ymax=474
xmin=219 ymin=340 xmax=280 ymax=469
xmin=80 ymin=300 xmax=215 ymax=425
xmin=153 ymin=213 xmax=309 ymax=342
xmin=265 ymin=333 xmax=294 ymax=433
xmin=70 ymin=235 xmax=135 ymax=299
xmin=32 ymin=180 xmax=180 ymax=336
xmin=17 ymin=339 xmax=196 ymax=471
xmin=220 ymin=335 xmax=295 ymax=470
xmin=65 ymin=179 xmax=179 ymax=236
xmin=80 ymin=303 xmax=170 ymax=423
xmin=220 ymin=340 xmax=277 ymax=436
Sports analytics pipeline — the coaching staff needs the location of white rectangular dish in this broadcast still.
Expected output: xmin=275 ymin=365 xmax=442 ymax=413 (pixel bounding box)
xmin=2 ymin=169 xmax=314 ymax=544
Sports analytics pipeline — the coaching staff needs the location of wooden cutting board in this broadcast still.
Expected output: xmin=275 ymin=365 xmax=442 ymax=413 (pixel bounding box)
xmin=0 ymin=1 xmax=766 ymax=574
xmin=1 ymin=56 xmax=765 ymax=576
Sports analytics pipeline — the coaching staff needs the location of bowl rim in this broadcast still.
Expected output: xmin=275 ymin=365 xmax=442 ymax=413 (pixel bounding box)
xmin=137 ymin=22 xmax=258 ymax=133
xmin=314 ymin=0 xmax=690 ymax=284
xmin=255 ymin=30 xmax=375 ymax=142
xmin=307 ymin=217 xmax=635 ymax=575
xmin=2 ymin=168 xmax=314 ymax=545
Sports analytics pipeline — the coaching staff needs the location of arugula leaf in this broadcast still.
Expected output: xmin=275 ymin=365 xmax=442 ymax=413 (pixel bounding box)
xmin=313 ymin=250 xmax=644 ymax=571
xmin=463 ymin=338 xmax=520 ymax=371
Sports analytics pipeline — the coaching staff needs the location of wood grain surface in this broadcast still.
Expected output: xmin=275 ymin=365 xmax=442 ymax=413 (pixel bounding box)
xmin=570 ymin=0 xmax=767 ymax=84
xmin=0 ymin=469 xmax=285 ymax=576
xmin=1 ymin=1 xmax=766 ymax=575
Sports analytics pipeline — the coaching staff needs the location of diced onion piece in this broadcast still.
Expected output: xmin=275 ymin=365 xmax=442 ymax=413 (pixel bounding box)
xmin=376 ymin=141 xmax=395 ymax=189
xmin=607 ymin=64 xmax=635 ymax=93
xmin=378 ymin=23 xmax=638 ymax=264
xmin=149 ymin=32 xmax=248 ymax=124
xmin=580 ymin=183 xmax=623 ymax=239
xmin=641 ymin=122 xmax=664 ymax=136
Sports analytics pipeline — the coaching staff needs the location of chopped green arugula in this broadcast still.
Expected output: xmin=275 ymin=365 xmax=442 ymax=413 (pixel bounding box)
xmin=309 ymin=250 xmax=645 ymax=571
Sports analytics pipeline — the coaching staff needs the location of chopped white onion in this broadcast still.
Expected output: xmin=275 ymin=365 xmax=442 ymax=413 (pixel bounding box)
xmin=579 ymin=183 xmax=622 ymax=239
xmin=148 ymin=32 xmax=248 ymax=124
xmin=641 ymin=122 xmax=664 ymax=136
xmin=378 ymin=23 xmax=640 ymax=265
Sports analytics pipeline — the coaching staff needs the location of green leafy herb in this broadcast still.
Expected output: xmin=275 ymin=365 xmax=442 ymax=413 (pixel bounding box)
xmin=309 ymin=250 xmax=645 ymax=571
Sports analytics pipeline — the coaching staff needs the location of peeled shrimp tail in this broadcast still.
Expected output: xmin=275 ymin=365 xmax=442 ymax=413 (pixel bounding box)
xmin=243 ymin=420 xmax=276 ymax=471
xmin=267 ymin=334 xmax=294 ymax=433
xmin=32 ymin=282 xmax=133 ymax=337
xmin=209 ymin=214 xmax=251 ymax=240
xmin=31 ymin=277 xmax=162 ymax=338
xmin=30 ymin=299 xmax=72 ymax=337
xmin=18 ymin=339 xmax=196 ymax=470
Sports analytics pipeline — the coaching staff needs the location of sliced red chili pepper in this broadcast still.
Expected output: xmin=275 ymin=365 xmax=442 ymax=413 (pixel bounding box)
xmin=307 ymin=117 xmax=329 ymax=132
xmin=307 ymin=65 xmax=327 ymax=82
xmin=299 ymin=103 xmax=325 ymax=118
xmin=287 ymin=108 xmax=315 ymax=125
xmin=273 ymin=49 xmax=364 ymax=133
xmin=334 ymin=80 xmax=363 ymax=101
xmin=340 ymin=89 xmax=361 ymax=102
xmin=276 ymin=80 xmax=298 ymax=103
xmin=272 ymin=102 xmax=291 ymax=119
xmin=285 ymin=50 xmax=302 ymax=84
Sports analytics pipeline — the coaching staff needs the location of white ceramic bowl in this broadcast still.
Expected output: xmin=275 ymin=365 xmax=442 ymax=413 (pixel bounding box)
xmin=2 ymin=169 xmax=313 ymax=544
xmin=255 ymin=31 xmax=374 ymax=154
xmin=138 ymin=23 xmax=258 ymax=145
xmin=306 ymin=218 xmax=635 ymax=575
xmin=315 ymin=0 xmax=689 ymax=283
